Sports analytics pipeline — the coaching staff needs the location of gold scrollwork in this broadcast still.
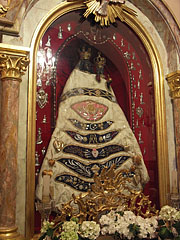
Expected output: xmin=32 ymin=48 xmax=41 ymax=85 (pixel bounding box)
xmin=0 ymin=4 xmax=8 ymax=17
xmin=56 ymin=164 xmax=158 ymax=224
xmin=0 ymin=54 xmax=30 ymax=81
xmin=0 ymin=0 xmax=11 ymax=18
xmin=83 ymin=0 xmax=137 ymax=26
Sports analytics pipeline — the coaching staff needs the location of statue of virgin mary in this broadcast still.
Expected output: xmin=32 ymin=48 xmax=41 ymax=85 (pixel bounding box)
xmin=36 ymin=45 xmax=149 ymax=208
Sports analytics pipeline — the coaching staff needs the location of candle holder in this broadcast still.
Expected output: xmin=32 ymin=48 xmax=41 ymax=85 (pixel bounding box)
xmin=36 ymin=200 xmax=56 ymax=226
xmin=168 ymin=193 xmax=180 ymax=209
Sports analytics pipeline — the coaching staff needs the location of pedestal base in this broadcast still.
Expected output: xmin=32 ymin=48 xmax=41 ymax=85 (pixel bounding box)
xmin=169 ymin=193 xmax=180 ymax=209
xmin=97 ymin=236 xmax=114 ymax=240
xmin=0 ymin=226 xmax=25 ymax=240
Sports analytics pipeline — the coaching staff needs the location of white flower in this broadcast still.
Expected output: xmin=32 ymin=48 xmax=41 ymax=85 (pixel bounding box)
xmin=174 ymin=210 xmax=180 ymax=221
xmin=137 ymin=216 xmax=158 ymax=239
xmin=101 ymin=226 xmax=109 ymax=235
xmin=106 ymin=224 xmax=116 ymax=234
xmin=40 ymin=220 xmax=54 ymax=233
xmin=123 ymin=211 xmax=136 ymax=224
xmin=100 ymin=209 xmax=160 ymax=239
xmin=159 ymin=205 xmax=178 ymax=221
xmin=79 ymin=221 xmax=100 ymax=240
xmin=99 ymin=214 xmax=113 ymax=225
xmin=62 ymin=220 xmax=79 ymax=232
xmin=60 ymin=230 xmax=79 ymax=240
xmin=116 ymin=220 xmax=129 ymax=235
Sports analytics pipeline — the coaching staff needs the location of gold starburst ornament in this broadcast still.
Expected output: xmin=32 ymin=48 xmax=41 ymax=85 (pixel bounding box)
xmin=83 ymin=0 xmax=137 ymax=26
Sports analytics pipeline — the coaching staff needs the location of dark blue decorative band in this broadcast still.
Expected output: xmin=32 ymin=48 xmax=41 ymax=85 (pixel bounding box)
xmin=68 ymin=119 xmax=113 ymax=131
xmin=65 ymin=130 xmax=119 ymax=144
xmin=55 ymin=174 xmax=92 ymax=192
xmin=56 ymin=155 xmax=130 ymax=178
xmin=63 ymin=145 xmax=125 ymax=160
xmin=55 ymin=163 xmax=135 ymax=192
xmin=60 ymin=88 xmax=117 ymax=103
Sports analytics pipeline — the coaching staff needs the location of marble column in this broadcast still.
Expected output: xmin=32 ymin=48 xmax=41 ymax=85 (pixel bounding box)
xmin=166 ymin=70 xmax=180 ymax=194
xmin=0 ymin=45 xmax=29 ymax=239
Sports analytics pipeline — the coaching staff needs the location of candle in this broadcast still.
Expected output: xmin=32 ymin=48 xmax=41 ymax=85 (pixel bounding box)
xmin=171 ymin=169 xmax=178 ymax=194
xmin=42 ymin=175 xmax=51 ymax=203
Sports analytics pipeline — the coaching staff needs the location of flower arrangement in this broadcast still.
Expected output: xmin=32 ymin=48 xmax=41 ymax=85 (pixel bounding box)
xmin=99 ymin=206 xmax=158 ymax=239
xmin=39 ymin=217 xmax=100 ymax=240
xmin=157 ymin=205 xmax=180 ymax=239
xmin=39 ymin=205 xmax=180 ymax=240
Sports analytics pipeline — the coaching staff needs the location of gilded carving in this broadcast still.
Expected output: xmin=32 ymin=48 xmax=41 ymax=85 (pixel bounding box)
xmin=0 ymin=0 xmax=11 ymax=18
xmin=0 ymin=54 xmax=30 ymax=81
xmin=57 ymin=165 xmax=158 ymax=224
xmin=83 ymin=0 xmax=137 ymax=26
xmin=166 ymin=71 xmax=180 ymax=99
xmin=53 ymin=139 xmax=65 ymax=153
xmin=0 ymin=3 xmax=9 ymax=17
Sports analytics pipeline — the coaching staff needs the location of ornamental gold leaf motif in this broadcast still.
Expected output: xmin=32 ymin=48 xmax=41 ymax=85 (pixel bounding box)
xmin=0 ymin=0 xmax=11 ymax=17
xmin=83 ymin=0 xmax=137 ymax=26
xmin=166 ymin=71 xmax=180 ymax=99
xmin=0 ymin=54 xmax=30 ymax=81
xmin=56 ymin=163 xmax=158 ymax=224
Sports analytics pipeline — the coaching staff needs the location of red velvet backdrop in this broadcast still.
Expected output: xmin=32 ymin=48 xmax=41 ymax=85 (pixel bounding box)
xmin=35 ymin=10 xmax=158 ymax=232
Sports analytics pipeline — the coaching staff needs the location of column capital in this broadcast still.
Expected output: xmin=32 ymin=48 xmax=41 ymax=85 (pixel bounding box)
xmin=166 ymin=70 xmax=180 ymax=99
xmin=0 ymin=44 xmax=30 ymax=81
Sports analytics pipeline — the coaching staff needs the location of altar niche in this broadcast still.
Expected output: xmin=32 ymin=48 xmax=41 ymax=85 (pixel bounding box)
xmin=27 ymin=2 xmax=169 ymax=238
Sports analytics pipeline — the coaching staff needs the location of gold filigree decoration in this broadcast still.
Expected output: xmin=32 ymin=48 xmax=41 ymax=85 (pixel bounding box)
xmin=0 ymin=0 xmax=11 ymax=18
xmin=166 ymin=70 xmax=180 ymax=99
xmin=0 ymin=4 xmax=8 ymax=17
xmin=42 ymin=169 xmax=53 ymax=176
xmin=55 ymin=163 xmax=158 ymax=224
xmin=83 ymin=0 xmax=137 ymax=26
xmin=53 ymin=139 xmax=65 ymax=153
xmin=0 ymin=54 xmax=30 ymax=81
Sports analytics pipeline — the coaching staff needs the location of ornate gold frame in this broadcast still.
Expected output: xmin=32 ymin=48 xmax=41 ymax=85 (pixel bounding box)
xmin=27 ymin=1 xmax=169 ymax=239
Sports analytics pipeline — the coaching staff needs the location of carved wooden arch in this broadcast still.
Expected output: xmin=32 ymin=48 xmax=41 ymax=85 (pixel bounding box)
xmin=26 ymin=1 xmax=169 ymax=239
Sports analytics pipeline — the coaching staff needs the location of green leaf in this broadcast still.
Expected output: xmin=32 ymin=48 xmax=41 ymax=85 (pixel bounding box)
xmin=128 ymin=223 xmax=140 ymax=236
xmin=53 ymin=222 xmax=63 ymax=230
xmin=71 ymin=217 xmax=79 ymax=223
xmin=158 ymin=226 xmax=174 ymax=239
xmin=175 ymin=237 xmax=180 ymax=240
xmin=39 ymin=232 xmax=47 ymax=240
xmin=116 ymin=211 xmax=124 ymax=216
xmin=78 ymin=236 xmax=91 ymax=240
xmin=47 ymin=228 xmax=54 ymax=237
xmin=174 ymin=222 xmax=180 ymax=235
xmin=158 ymin=219 xmax=165 ymax=226
xmin=52 ymin=236 xmax=59 ymax=240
